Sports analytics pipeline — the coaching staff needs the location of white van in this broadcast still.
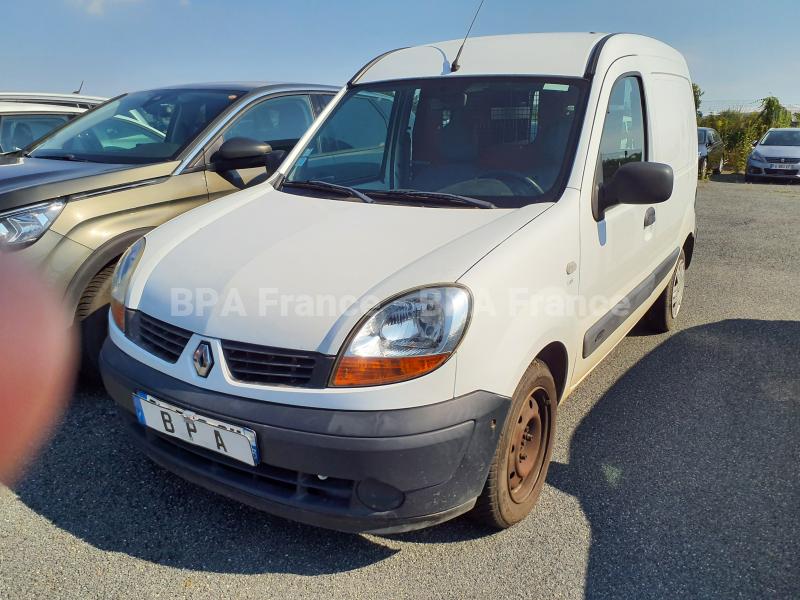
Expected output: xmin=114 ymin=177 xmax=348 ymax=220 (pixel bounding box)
xmin=100 ymin=33 xmax=697 ymax=533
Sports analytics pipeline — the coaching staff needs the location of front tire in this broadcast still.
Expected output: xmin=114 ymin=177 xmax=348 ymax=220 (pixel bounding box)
xmin=472 ymin=360 xmax=557 ymax=529
xmin=77 ymin=261 xmax=116 ymax=375
xmin=645 ymin=249 xmax=686 ymax=333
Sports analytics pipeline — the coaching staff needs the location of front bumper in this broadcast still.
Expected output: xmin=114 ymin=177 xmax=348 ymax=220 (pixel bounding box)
xmin=100 ymin=340 xmax=510 ymax=533
xmin=747 ymin=163 xmax=800 ymax=178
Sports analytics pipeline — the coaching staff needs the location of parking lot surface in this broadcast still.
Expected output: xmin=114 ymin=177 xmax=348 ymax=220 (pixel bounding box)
xmin=1 ymin=178 xmax=798 ymax=599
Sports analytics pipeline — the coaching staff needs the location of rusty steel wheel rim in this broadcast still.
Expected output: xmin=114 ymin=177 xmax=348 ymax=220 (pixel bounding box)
xmin=507 ymin=386 xmax=551 ymax=504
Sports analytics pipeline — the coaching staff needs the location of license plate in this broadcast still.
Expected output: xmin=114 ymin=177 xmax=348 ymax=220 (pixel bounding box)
xmin=771 ymin=163 xmax=794 ymax=170
xmin=133 ymin=392 xmax=259 ymax=466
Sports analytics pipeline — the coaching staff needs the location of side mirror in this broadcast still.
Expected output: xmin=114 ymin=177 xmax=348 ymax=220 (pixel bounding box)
xmin=594 ymin=161 xmax=674 ymax=221
xmin=751 ymin=140 xmax=759 ymax=148
xmin=210 ymin=137 xmax=272 ymax=171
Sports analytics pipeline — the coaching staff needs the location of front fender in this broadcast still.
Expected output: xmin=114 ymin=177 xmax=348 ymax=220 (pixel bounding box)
xmin=454 ymin=194 xmax=580 ymax=398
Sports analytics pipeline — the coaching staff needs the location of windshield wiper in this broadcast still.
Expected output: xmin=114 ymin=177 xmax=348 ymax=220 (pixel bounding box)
xmin=33 ymin=153 xmax=92 ymax=162
xmin=379 ymin=189 xmax=496 ymax=209
xmin=283 ymin=180 xmax=374 ymax=204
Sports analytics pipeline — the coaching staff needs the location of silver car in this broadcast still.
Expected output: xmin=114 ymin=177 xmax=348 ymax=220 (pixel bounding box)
xmin=746 ymin=128 xmax=800 ymax=182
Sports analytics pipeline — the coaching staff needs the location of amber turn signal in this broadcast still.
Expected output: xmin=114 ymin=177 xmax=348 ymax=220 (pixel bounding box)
xmin=110 ymin=298 xmax=125 ymax=332
xmin=331 ymin=354 xmax=450 ymax=387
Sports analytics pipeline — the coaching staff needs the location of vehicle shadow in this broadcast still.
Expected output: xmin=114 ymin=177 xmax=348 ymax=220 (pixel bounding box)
xmin=708 ymin=172 xmax=799 ymax=186
xmin=547 ymin=319 xmax=800 ymax=598
xmin=13 ymin=380 xmax=396 ymax=575
xmin=707 ymin=172 xmax=744 ymax=184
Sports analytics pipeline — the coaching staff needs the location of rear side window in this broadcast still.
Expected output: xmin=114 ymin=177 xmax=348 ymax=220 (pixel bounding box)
xmin=597 ymin=76 xmax=646 ymax=182
xmin=0 ymin=114 xmax=70 ymax=152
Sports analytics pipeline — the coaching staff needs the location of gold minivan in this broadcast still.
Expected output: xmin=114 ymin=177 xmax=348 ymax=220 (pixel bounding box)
xmin=0 ymin=82 xmax=337 ymax=367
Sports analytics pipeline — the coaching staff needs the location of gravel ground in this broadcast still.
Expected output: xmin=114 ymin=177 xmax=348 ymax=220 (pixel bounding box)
xmin=2 ymin=178 xmax=799 ymax=599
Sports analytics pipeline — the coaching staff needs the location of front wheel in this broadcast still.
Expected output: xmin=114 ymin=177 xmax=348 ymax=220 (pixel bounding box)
xmin=471 ymin=359 xmax=557 ymax=529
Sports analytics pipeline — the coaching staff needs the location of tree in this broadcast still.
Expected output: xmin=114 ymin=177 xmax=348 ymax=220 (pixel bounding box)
xmin=758 ymin=97 xmax=792 ymax=130
xmin=692 ymin=83 xmax=704 ymax=118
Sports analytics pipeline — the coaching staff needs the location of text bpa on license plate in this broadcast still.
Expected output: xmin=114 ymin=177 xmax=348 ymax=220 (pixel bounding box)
xmin=133 ymin=392 xmax=259 ymax=466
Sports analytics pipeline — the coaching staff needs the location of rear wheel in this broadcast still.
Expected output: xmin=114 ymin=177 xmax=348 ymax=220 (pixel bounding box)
xmin=698 ymin=158 xmax=708 ymax=179
xmin=713 ymin=157 xmax=723 ymax=175
xmin=472 ymin=360 xmax=557 ymax=529
xmin=77 ymin=261 xmax=116 ymax=375
xmin=645 ymin=249 xmax=686 ymax=333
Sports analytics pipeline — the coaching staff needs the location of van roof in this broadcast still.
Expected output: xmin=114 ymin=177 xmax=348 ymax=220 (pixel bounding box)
xmin=354 ymin=32 xmax=687 ymax=84
xmin=0 ymin=101 xmax=85 ymax=115
xmin=0 ymin=92 xmax=106 ymax=106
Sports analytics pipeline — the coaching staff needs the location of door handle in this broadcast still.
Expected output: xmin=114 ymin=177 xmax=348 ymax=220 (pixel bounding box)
xmin=644 ymin=207 xmax=656 ymax=228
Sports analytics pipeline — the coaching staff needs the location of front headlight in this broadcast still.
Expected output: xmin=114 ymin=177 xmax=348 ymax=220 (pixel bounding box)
xmin=750 ymin=151 xmax=766 ymax=163
xmin=109 ymin=237 xmax=146 ymax=331
xmin=331 ymin=286 xmax=471 ymax=387
xmin=0 ymin=200 xmax=65 ymax=249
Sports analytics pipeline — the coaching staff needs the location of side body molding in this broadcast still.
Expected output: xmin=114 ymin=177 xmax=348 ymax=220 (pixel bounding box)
xmin=582 ymin=247 xmax=680 ymax=358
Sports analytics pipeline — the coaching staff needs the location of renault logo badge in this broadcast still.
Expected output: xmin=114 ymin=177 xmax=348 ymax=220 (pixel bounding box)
xmin=193 ymin=341 xmax=214 ymax=378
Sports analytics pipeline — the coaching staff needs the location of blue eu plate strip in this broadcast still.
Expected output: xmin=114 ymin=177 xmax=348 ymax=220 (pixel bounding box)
xmin=132 ymin=392 xmax=147 ymax=425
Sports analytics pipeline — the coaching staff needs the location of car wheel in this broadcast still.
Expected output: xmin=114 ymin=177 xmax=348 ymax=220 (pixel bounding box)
xmin=76 ymin=261 xmax=117 ymax=376
xmin=645 ymin=248 xmax=686 ymax=333
xmin=713 ymin=157 xmax=723 ymax=175
xmin=698 ymin=158 xmax=707 ymax=179
xmin=472 ymin=359 xmax=557 ymax=529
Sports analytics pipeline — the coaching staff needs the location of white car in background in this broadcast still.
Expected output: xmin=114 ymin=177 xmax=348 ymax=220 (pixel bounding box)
xmin=0 ymin=92 xmax=106 ymax=153
xmin=101 ymin=32 xmax=697 ymax=533
xmin=746 ymin=128 xmax=800 ymax=182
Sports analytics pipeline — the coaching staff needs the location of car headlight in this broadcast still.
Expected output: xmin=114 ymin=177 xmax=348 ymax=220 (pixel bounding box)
xmin=331 ymin=286 xmax=471 ymax=387
xmin=750 ymin=151 xmax=766 ymax=163
xmin=109 ymin=237 xmax=146 ymax=331
xmin=0 ymin=200 xmax=65 ymax=249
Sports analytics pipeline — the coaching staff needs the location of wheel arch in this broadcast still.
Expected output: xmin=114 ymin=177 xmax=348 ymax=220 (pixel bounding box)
xmin=65 ymin=227 xmax=152 ymax=320
xmin=683 ymin=232 xmax=695 ymax=269
xmin=534 ymin=341 xmax=570 ymax=403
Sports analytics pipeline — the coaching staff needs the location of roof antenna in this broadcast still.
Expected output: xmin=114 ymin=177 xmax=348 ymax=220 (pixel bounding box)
xmin=450 ymin=0 xmax=486 ymax=73
xmin=73 ymin=80 xmax=84 ymax=95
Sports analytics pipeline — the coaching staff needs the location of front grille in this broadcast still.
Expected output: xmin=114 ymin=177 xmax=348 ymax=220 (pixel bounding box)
xmin=765 ymin=168 xmax=799 ymax=176
xmin=136 ymin=421 xmax=355 ymax=510
xmin=126 ymin=311 xmax=192 ymax=363
xmin=764 ymin=157 xmax=800 ymax=164
xmin=221 ymin=339 xmax=334 ymax=388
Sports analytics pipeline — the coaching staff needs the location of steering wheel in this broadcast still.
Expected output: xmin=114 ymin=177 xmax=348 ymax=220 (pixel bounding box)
xmin=64 ymin=129 xmax=104 ymax=154
xmin=477 ymin=171 xmax=545 ymax=196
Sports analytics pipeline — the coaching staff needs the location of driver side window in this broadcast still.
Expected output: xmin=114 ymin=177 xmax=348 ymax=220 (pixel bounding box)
xmin=222 ymin=95 xmax=314 ymax=153
xmin=598 ymin=76 xmax=646 ymax=183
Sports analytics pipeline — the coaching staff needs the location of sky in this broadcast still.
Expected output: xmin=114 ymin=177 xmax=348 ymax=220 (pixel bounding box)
xmin=4 ymin=0 xmax=799 ymax=114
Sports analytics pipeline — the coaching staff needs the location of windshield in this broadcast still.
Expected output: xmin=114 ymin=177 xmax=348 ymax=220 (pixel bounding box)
xmin=29 ymin=89 xmax=242 ymax=164
xmin=761 ymin=130 xmax=800 ymax=147
xmin=284 ymin=77 xmax=588 ymax=208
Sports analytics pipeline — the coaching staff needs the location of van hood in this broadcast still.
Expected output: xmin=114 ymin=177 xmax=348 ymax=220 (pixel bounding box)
xmin=135 ymin=186 xmax=551 ymax=354
xmin=0 ymin=155 xmax=176 ymax=212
